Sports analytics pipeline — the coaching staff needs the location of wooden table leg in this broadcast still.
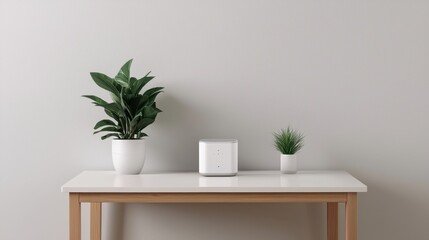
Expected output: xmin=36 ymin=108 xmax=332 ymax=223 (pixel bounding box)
xmin=327 ymin=202 xmax=338 ymax=240
xmin=345 ymin=193 xmax=357 ymax=240
xmin=90 ymin=202 xmax=102 ymax=240
xmin=70 ymin=193 xmax=81 ymax=240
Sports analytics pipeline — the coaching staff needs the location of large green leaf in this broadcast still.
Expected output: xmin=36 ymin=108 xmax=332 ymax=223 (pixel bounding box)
xmin=145 ymin=90 xmax=163 ymax=106
xmin=130 ymin=113 xmax=143 ymax=128
xmin=152 ymin=102 xmax=162 ymax=112
xmin=115 ymin=79 xmax=129 ymax=88
xmin=134 ymin=92 xmax=162 ymax=114
xmin=82 ymin=95 xmax=108 ymax=105
xmin=142 ymin=106 xmax=159 ymax=119
xmin=118 ymin=118 xmax=128 ymax=134
xmin=129 ymin=77 xmax=137 ymax=89
xmin=94 ymin=126 xmax=121 ymax=134
xmin=101 ymin=133 xmax=120 ymax=140
xmin=90 ymin=72 xmax=120 ymax=98
xmin=93 ymin=119 xmax=116 ymax=129
xmin=134 ymin=74 xmax=154 ymax=94
xmin=135 ymin=118 xmax=155 ymax=132
xmin=94 ymin=102 xmax=124 ymax=117
xmin=143 ymin=87 xmax=164 ymax=98
xmin=115 ymin=59 xmax=133 ymax=84
xmin=120 ymin=91 xmax=134 ymax=119
xmin=135 ymin=95 xmax=149 ymax=112
xmin=136 ymin=132 xmax=148 ymax=138
xmin=112 ymin=81 xmax=122 ymax=92
xmin=105 ymin=109 xmax=119 ymax=122
xmin=123 ymin=94 xmax=145 ymax=116
xmin=128 ymin=114 xmax=143 ymax=137
xmin=110 ymin=93 xmax=121 ymax=105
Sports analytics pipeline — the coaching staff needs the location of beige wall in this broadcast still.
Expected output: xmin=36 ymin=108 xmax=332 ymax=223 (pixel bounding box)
xmin=1 ymin=0 xmax=429 ymax=239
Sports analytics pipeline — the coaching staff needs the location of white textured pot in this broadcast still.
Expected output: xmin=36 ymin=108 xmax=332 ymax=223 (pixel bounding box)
xmin=281 ymin=154 xmax=297 ymax=174
xmin=112 ymin=139 xmax=146 ymax=174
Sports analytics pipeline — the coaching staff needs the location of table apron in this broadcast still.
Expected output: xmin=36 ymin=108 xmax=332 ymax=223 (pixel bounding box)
xmin=75 ymin=192 xmax=348 ymax=203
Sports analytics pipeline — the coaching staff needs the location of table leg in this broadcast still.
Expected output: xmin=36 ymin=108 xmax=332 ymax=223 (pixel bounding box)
xmin=327 ymin=202 xmax=338 ymax=240
xmin=90 ymin=202 xmax=102 ymax=240
xmin=345 ymin=193 xmax=357 ymax=240
xmin=70 ymin=193 xmax=81 ymax=240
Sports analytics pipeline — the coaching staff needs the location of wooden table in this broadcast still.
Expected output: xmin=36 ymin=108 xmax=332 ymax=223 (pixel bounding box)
xmin=61 ymin=171 xmax=367 ymax=240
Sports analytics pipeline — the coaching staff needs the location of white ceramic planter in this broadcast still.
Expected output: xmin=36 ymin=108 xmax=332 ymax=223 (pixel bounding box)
xmin=112 ymin=139 xmax=146 ymax=174
xmin=281 ymin=154 xmax=297 ymax=174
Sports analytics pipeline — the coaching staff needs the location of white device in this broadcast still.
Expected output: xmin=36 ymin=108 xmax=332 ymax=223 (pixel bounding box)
xmin=199 ymin=139 xmax=238 ymax=176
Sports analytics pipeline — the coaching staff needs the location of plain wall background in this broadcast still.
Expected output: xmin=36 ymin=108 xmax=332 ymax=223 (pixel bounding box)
xmin=1 ymin=0 xmax=428 ymax=239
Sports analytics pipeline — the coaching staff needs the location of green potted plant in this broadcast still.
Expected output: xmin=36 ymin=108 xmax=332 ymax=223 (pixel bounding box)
xmin=83 ymin=59 xmax=163 ymax=174
xmin=273 ymin=127 xmax=304 ymax=174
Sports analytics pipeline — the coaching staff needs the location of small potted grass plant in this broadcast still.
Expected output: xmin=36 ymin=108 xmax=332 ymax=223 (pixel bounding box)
xmin=83 ymin=59 xmax=163 ymax=174
xmin=274 ymin=127 xmax=304 ymax=174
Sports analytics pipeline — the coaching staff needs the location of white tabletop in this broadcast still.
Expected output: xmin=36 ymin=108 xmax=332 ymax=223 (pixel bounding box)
xmin=61 ymin=171 xmax=367 ymax=193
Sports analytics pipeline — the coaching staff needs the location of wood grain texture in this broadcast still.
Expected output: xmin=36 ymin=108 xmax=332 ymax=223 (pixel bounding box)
xmin=345 ymin=192 xmax=357 ymax=240
xmin=79 ymin=192 xmax=347 ymax=203
xmin=327 ymin=202 xmax=338 ymax=240
xmin=90 ymin=203 xmax=101 ymax=240
xmin=69 ymin=193 xmax=81 ymax=240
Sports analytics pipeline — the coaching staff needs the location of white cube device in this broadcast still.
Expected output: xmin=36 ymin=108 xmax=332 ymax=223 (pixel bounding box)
xmin=199 ymin=139 xmax=238 ymax=176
